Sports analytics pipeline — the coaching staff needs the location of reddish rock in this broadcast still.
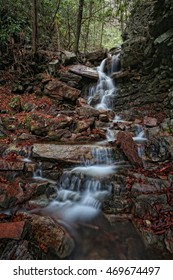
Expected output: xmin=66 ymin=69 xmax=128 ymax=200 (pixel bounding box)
xmin=76 ymin=105 xmax=99 ymax=117
xmin=75 ymin=118 xmax=95 ymax=133
xmin=116 ymin=131 xmax=143 ymax=167
xmin=29 ymin=215 xmax=75 ymax=258
xmin=0 ymin=221 xmax=25 ymax=239
xmin=30 ymin=113 xmax=73 ymax=136
xmin=76 ymin=97 xmax=87 ymax=107
xmin=0 ymin=180 xmax=24 ymax=208
xmin=143 ymin=116 xmax=157 ymax=127
xmin=0 ymin=159 xmax=24 ymax=171
xmin=44 ymin=79 xmax=80 ymax=101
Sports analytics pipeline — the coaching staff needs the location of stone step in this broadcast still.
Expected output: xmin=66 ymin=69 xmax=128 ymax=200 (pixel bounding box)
xmin=33 ymin=143 xmax=125 ymax=164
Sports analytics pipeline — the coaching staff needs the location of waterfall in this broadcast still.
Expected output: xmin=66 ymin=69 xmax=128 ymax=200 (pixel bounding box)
xmin=88 ymin=54 xmax=119 ymax=110
xmin=36 ymin=144 xmax=115 ymax=224
xmin=33 ymin=162 xmax=43 ymax=179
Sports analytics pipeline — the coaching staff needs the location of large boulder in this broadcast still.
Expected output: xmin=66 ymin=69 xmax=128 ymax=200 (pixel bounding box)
xmin=44 ymin=79 xmax=80 ymax=102
xmin=29 ymin=215 xmax=75 ymax=258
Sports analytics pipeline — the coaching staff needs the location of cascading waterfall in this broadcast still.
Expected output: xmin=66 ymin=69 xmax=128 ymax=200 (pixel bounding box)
xmin=88 ymin=54 xmax=119 ymax=110
xmin=45 ymin=145 xmax=115 ymax=223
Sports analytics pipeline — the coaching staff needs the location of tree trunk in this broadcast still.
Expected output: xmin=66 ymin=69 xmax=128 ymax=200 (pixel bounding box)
xmin=31 ymin=0 xmax=38 ymax=55
xmin=74 ymin=0 xmax=84 ymax=54
xmin=84 ymin=0 xmax=93 ymax=52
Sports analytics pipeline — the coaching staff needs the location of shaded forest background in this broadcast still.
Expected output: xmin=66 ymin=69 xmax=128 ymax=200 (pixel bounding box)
xmin=0 ymin=0 xmax=139 ymax=61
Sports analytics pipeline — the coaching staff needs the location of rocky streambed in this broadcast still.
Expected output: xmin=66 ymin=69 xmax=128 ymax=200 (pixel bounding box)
xmin=1 ymin=0 xmax=173 ymax=257
xmin=1 ymin=92 xmax=173 ymax=260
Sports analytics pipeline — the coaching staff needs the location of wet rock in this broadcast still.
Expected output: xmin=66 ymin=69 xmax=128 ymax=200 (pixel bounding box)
xmin=116 ymin=131 xmax=143 ymax=167
xmin=33 ymin=143 xmax=117 ymax=164
xmin=44 ymin=79 xmax=80 ymax=101
xmin=29 ymin=215 xmax=75 ymax=258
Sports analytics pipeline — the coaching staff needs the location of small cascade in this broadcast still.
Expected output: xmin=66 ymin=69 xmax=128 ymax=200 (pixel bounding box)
xmin=133 ymin=124 xmax=147 ymax=143
xmin=88 ymin=54 xmax=120 ymax=110
xmin=43 ymin=145 xmax=116 ymax=224
xmin=106 ymin=128 xmax=116 ymax=142
xmin=33 ymin=162 xmax=43 ymax=179
xmin=132 ymin=124 xmax=147 ymax=163
xmin=22 ymin=146 xmax=33 ymax=162
xmin=92 ymin=146 xmax=114 ymax=164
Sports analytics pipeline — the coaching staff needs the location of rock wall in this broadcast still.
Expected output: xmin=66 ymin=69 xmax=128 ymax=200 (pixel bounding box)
xmin=115 ymin=0 xmax=173 ymax=121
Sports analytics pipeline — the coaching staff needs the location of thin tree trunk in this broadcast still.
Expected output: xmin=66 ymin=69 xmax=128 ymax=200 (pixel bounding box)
xmin=74 ymin=0 xmax=84 ymax=54
xmin=100 ymin=20 xmax=104 ymax=48
xmin=31 ymin=0 xmax=38 ymax=55
xmin=84 ymin=0 xmax=93 ymax=52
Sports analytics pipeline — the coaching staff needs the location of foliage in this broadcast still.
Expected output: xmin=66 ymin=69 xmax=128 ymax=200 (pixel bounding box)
xmin=0 ymin=0 xmax=140 ymax=56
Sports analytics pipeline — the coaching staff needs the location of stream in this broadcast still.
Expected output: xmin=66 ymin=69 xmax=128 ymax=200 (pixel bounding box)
xmin=23 ymin=54 xmax=172 ymax=260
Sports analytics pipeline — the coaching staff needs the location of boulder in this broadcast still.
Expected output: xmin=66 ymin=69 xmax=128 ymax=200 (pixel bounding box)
xmin=30 ymin=113 xmax=73 ymax=137
xmin=85 ymin=49 xmax=107 ymax=64
xmin=116 ymin=131 xmax=143 ymax=167
xmin=29 ymin=215 xmax=75 ymax=258
xmin=44 ymin=79 xmax=80 ymax=101
xmin=59 ymin=71 xmax=82 ymax=88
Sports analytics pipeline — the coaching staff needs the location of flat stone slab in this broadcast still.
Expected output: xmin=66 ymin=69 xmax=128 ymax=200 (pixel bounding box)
xmin=0 ymin=221 xmax=25 ymax=239
xmin=33 ymin=143 xmax=115 ymax=164
xmin=69 ymin=65 xmax=98 ymax=80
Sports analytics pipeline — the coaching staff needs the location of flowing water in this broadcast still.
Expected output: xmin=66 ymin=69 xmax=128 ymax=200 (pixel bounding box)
xmin=88 ymin=54 xmax=119 ymax=110
xmin=30 ymin=54 xmax=170 ymax=259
